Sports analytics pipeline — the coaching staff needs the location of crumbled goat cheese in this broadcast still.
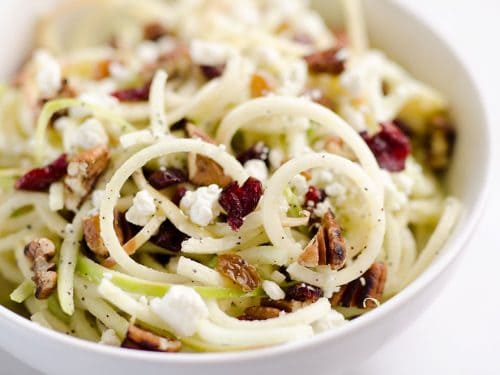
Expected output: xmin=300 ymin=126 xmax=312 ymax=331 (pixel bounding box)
xmin=278 ymin=59 xmax=308 ymax=96
xmin=109 ymin=62 xmax=135 ymax=82
xmin=48 ymin=182 xmax=64 ymax=211
xmin=312 ymin=310 xmax=345 ymax=333
xmin=73 ymin=118 xmax=109 ymax=150
xmin=99 ymin=329 xmax=121 ymax=347
xmin=180 ymin=185 xmax=222 ymax=226
xmin=262 ymin=280 xmax=285 ymax=301
xmin=291 ymin=174 xmax=309 ymax=197
xmin=325 ymin=182 xmax=347 ymax=203
xmin=340 ymin=70 xmax=363 ymax=98
xmin=151 ymin=285 xmax=208 ymax=337
xmin=313 ymin=170 xmax=334 ymax=185
xmin=190 ymin=40 xmax=233 ymax=66
xmin=34 ymin=50 xmax=62 ymax=98
xmin=70 ymin=92 xmax=119 ymax=118
xmin=91 ymin=189 xmax=105 ymax=210
xmin=244 ymin=159 xmax=268 ymax=182
xmin=54 ymin=117 xmax=78 ymax=152
xmin=314 ymin=200 xmax=333 ymax=217
xmin=136 ymin=41 xmax=160 ymax=65
xmin=381 ymin=170 xmax=408 ymax=211
xmin=125 ymin=190 xmax=157 ymax=226
xmin=268 ymin=148 xmax=284 ymax=170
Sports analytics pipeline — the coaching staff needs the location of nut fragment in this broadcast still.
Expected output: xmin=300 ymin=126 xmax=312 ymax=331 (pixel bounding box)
xmin=216 ymin=253 xmax=261 ymax=292
xmin=260 ymin=298 xmax=303 ymax=313
xmin=330 ymin=262 xmax=387 ymax=309
xmin=304 ymin=47 xmax=346 ymax=75
xmin=185 ymin=123 xmax=232 ymax=187
xmin=64 ymin=145 xmax=110 ymax=211
xmin=426 ymin=114 xmax=456 ymax=172
xmin=83 ymin=211 xmax=125 ymax=257
xmin=238 ymin=306 xmax=281 ymax=321
xmin=298 ymin=210 xmax=346 ymax=270
xmin=143 ymin=22 xmax=170 ymax=41
xmin=24 ymin=238 xmax=57 ymax=299
xmin=122 ymin=325 xmax=181 ymax=352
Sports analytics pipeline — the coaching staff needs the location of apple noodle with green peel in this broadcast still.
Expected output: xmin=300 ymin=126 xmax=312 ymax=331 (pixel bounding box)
xmin=0 ymin=0 xmax=460 ymax=352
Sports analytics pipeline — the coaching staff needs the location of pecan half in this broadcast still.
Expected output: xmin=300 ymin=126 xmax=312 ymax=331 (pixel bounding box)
xmin=64 ymin=145 xmax=110 ymax=211
xmin=216 ymin=253 xmax=261 ymax=292
xmin=24 ymin=238 xmax=57 ymax=299
xmin=238 ymin=306 xmax=281 ymax=321
xmin=298 ymin=210 xmax=346 ymax=270
xmin=122 ymin=325 xmax=181 ymax=352
xmin=83 ymin=210 xmax=125 ymax=258
xmin=426 ymin=114 xmax=456 ymax=172
xmin=330 ymin=262 xmax=387 ymax=308
xmin=185 ymin=123 xmax=232 ymax=187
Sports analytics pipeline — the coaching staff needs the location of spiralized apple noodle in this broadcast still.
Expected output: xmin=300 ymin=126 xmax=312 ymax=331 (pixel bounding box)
xmin=0 ymin=0 xmax=461 ymax=352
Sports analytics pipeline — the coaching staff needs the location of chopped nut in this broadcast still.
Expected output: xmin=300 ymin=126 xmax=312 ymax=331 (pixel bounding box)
xmin=426 ymin=114 xmax=456 ymax=172
xmin=298 ymin=210 xmax=346 ymax=270
xmin=330 ymin=262 xmax=387 ymax=308
xmin=185 ymin=123 xmax=232 ymax=187
xmin=250 ymin=72 xmax=275 ymax=98
xmin=83 ymin=211 xmax=124 ymax=257
xmin=304 ymin=47 xmax=346 ymax=75
xmin=143 ymin=22 xmax=170 ymax=41
xmin=260 ymin=298 xmax=303 ymax=313
xmin=24 ymin=238 xmax=57 ymax=299
xmin=238 ymin=306 xmax=281 ymax=321
xmin=122 ymin=325 xmax=181 ymax=352
xmin=64 ymin=145 xmax=110 ymax=211
xmin=216 ymin=253 xmax=261 ymax=292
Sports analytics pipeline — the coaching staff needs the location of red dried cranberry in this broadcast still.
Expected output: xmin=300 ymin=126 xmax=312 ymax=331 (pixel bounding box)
xmin=171 ymin=186 xmax=187 ymax=206
xmin=146 ymin=168 xmax=186 ymax=189
xmin=304 ymin=186 xmax=325 ymax=205
xmin=218 ymin=177 xmax=263 ymax=230
xmin=285 ymin=282 xmax=324 ymax=302
xmin=15 ymin=154 xmax=68 ymax=191
xmin=360 ymin=122 xmax=411 ymax=172
xmin=236 ymin=142 xmax=270 ymax=165
xmin=200 ymin=65 xmax=225 ymax=80
xmin=150 ymin=220 xmax=189 ymax=252
xmin=304 ymin=47 xmax=346 ymax=75
xmin=111 ymin=81 xmax=151 ymax=102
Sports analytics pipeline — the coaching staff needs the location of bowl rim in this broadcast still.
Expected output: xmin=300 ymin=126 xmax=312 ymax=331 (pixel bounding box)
xmin=0 ymin=0 xmax=493 ymax=366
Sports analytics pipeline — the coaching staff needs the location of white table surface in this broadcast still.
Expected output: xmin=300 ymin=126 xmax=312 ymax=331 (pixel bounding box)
xmin=1 ymin=1 xmax=499 ymax=374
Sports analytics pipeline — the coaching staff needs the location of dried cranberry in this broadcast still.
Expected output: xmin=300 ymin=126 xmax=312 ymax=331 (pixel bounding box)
xmin=150 ymin=220 xmax=188 ymax=252
xmin=218 ymin=177 xmax=263 ymax=230
xmin=304 ymin=186 xmax=325 ymax=205
xmin=360 ymin=122 xmax=411 ymax=172
xmin=111 ymin=81 xmax=151 ymax=102
xmin=200 ymin=65 xmax=225 ymax=80
xmin=171 ymin=186 xmax=187 ymax=206
xmin=236 ymin=142 xmax=270 ymax=165
xmin=146 ymin=168 xmax=186 ymax=189
xmin=304 ymin=47 xmax=346 ymax=75
xmin=285 ymin=282 xmax=324 ymax=302
xmin=15 ymin=154 xmax=68 ymax=191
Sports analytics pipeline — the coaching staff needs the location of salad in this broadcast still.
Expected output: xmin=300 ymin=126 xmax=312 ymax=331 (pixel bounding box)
xmin=0 ymin=0 xmax=460 ymax=352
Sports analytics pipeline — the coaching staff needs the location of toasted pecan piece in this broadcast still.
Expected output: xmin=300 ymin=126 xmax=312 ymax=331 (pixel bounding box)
xmin=298 ymin=210 xmax=346 ymax=270
xmin=122 ymin=325 xmax=181 ymax=352
xmin=216 ymin=253 xmax=261 ymax=292
xmin=83 ymin=210 xmax=125 ymax=258
xmin=185 ymin=123 xmax=232 ymax=187
xmin=24 ymin=238 xmax=57 ymax=299
xmin=304 ymin=47 xmax=346 ymax=75
xmin=238 ymin=306 xmax=281 ymax=321
xmin=331 ymin=262 xmax=387 ymax=309
xmin=64 ymin=145 xmax=110 ymax=211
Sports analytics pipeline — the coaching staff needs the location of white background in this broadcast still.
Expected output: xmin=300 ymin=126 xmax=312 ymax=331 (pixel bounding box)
xmin=1 ymin=1 xmax=499 ymax=374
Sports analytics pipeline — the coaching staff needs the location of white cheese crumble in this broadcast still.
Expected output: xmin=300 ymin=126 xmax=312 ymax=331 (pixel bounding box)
xmin=312 ymin=310 xmax=345 ymax=333
xmin=381 ymin=170 xmax=408 ymax=211
xmin=54 ymin=117 xmax=78 ymax=152
xmin=180 ymin=185 xmax=222 ymax=227
xmin=70 ymin=92 xmax=119 ymax=118
xmin=189 ymin=40 xmax=234 ymax=66
xmin=268 ymin=148 xmax=284 ymax=170
xmin=243 ymin=159 xmax=268 ymax=182
xmin=99 ymin=329 xmax=121 ymax=347
xmin=290 ymin=174 xmax=309 ymax=197
xmin=109 ymin=62 xmax=135 ymax=82
xmin=48 ymin=182 xmax=64 ymax=211
xmin=34 ymin=50 xmax=62 ymax=98
xmin=150 ymin=285 xmax=208 ymax=337
xmin=314 ymin=200 xmax=333 ymax=217
xmin=136 ymin=41 xmax=160 ymax=65
xmin=125 ymin=190 xmax=157 ymax=226
xmin=91 ymin=189 xmax=105 ymax=210
xmin=325 ymin=182 xmax=347 ymax=203
xmin=262 ymin=280 xmax=285 ymax=301
xmin=73 ymin=118 xmax=109 ymax=150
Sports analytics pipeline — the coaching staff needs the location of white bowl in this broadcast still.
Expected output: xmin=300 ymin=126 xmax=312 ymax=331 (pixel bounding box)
xmin=0 ymin=1 xmax=491 ymax=374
